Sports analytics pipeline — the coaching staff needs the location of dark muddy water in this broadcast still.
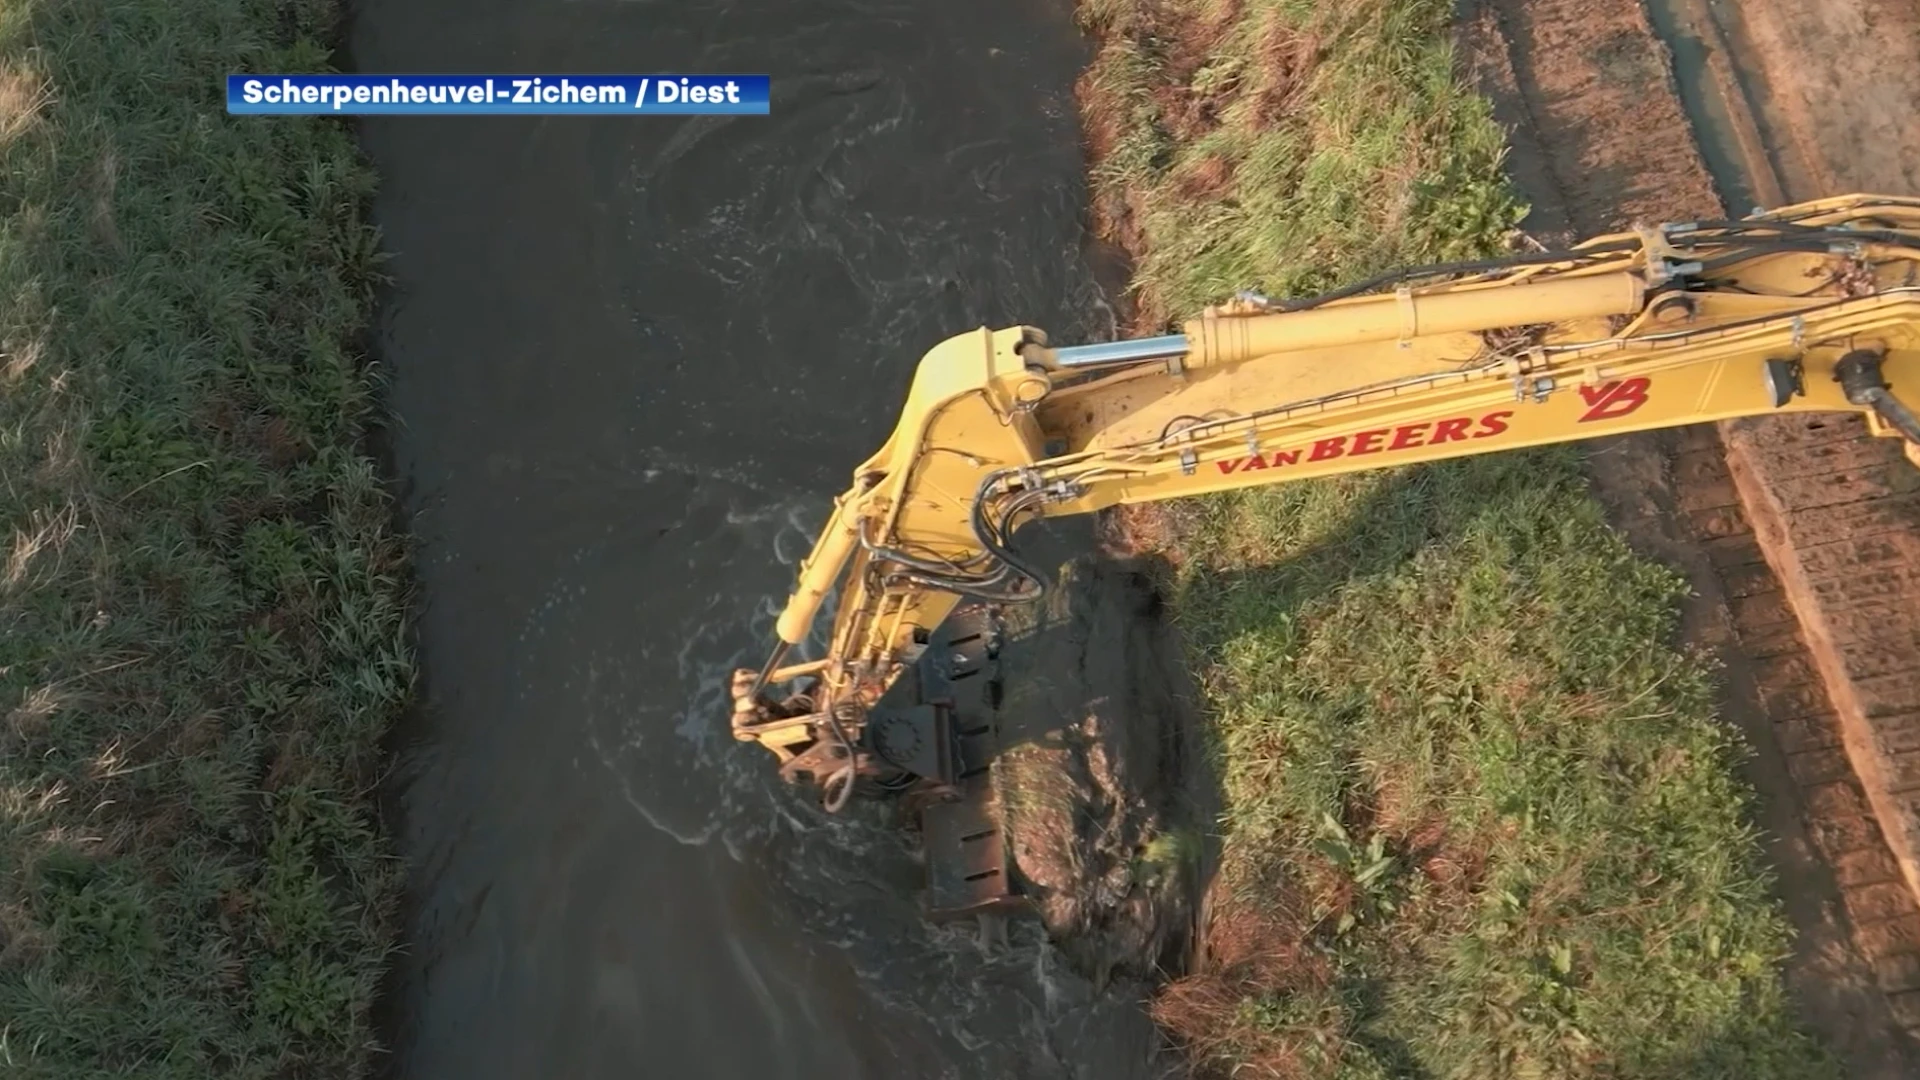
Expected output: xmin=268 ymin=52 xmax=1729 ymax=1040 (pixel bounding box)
xmin=348 ymin=1 xmax=1164 ymax=1077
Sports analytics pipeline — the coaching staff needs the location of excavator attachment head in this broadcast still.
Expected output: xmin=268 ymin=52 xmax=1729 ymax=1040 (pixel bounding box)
xmin=731 ymin=607 xmax=1025 ymax=919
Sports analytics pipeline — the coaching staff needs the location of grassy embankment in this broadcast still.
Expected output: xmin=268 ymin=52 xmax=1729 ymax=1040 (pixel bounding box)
xmin=1076 ymin=0 xmax=1841 ymax=1075
xmin=0 ymin=0 xmax=408 ymax=1076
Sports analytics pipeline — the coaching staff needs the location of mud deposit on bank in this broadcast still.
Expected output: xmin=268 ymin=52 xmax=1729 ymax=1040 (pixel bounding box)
xmin=348 ymin=1 xmax=1191 ymax=1077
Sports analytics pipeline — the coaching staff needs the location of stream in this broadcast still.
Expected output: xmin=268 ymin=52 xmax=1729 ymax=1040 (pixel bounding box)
xmin=347 ymin=0 xmax=1167 ymax=1076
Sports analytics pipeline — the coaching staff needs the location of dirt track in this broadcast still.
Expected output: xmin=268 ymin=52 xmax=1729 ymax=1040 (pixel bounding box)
xmin=1460 ymin=0 xmax=1920 ymax=1072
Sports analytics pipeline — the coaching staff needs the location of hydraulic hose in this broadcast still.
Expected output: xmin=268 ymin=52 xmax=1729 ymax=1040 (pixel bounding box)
xmin=1867 ymin=389 xmax=1920 ymax=445
xmin=868 ymin=475 xmax=1053 ymax=603
xmin=968 ymin=479 xmax=1055 ymax=598
xmin=821 ymin=763 xmax=857 ymax=814
xmin=1251 ymin=211 xmax=1920 ymax=321
xmin=816 ymin=700 xmax=863 ymax=814
xmin=1835 ymin=349 xmax=1920 ymax=444
xmin=1270 ymin=240 xmax=1641 ymax=313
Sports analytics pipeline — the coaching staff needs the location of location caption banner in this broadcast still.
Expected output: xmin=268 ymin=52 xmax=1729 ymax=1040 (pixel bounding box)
xmin=226 ymin=74 xmax=771 ymax=115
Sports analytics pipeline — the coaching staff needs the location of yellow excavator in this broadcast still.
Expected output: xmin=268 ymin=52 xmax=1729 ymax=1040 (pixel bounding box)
xmin=730 ymin=193 xmax=1920 ymax=918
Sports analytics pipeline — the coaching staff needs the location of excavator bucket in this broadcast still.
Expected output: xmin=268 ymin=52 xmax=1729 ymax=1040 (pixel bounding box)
xmin=870 ymin=606 xmax=1027 ymax=920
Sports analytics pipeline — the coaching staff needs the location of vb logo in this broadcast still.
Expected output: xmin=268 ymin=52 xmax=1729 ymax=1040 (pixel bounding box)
xmin=1577 ymin=377 xmax=1651 ymax=422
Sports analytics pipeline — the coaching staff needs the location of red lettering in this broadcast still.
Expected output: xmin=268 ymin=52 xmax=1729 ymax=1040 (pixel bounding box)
xmin=1388 ymin=423 xmax=1428 ymax=450
xmin=1577 ymin=377 xmax=1650 ymax=422
xmin=1349 ymin=428 xmax=1390 ymax=455
xmin=1214 ymin=414 xmax=1513 ymax=473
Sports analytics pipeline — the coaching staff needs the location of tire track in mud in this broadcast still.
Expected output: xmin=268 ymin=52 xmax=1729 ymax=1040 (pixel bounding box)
xmin=1457 ymin=0 xmax=1920 ymax=1072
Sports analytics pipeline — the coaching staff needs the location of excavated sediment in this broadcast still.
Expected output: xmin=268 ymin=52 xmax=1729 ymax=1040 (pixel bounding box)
xmin=988 ymin=547 xmax=1218 ymax=989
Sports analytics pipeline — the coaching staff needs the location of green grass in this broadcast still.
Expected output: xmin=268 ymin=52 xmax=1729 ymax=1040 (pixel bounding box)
xmin=0 ymin=0 xmax=409 ymax=1076
xmin=1077 ymin=0 xmax=1520 ymax=322
xmin=1075 ymin=0 xmax=1841 ymax=1075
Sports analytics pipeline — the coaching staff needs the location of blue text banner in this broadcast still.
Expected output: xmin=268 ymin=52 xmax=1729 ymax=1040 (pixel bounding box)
xmin=226 ymin=74 xmax=771 ymax=115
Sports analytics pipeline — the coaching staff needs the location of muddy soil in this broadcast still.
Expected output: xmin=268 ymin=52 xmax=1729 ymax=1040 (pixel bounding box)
xmin=1459 ymin=0 xmax=1920 ymax=1072
xmin=992 ymin=547 xmax=1216 ymax=992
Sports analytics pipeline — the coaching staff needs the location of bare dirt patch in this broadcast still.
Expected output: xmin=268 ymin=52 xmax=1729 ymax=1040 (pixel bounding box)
xmin=1458 ymin=0 xmax=1719 ymax=237
xmin=1711 ymin=0 xmax=1920 ymax=199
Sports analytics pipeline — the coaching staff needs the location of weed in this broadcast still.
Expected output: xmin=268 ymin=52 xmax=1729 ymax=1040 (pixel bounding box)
xmin=1311 ymin=812 xmax=1403 ymax=938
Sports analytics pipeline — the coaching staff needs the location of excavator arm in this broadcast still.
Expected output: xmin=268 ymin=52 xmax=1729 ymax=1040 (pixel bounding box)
xmin=730 ymin=193 xmax=1920 ymax=917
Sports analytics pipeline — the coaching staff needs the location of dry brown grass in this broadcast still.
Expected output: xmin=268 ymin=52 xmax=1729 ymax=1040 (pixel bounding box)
xmin=1153 ymin=897 xmax=1337 ymax=1077
xmin=0 ymin=61 xmax=50 ymax=146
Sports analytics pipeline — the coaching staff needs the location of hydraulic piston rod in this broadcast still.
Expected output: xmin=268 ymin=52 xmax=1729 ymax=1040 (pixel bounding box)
xmin=1053 ymin=334 xmax=1191 ymax=367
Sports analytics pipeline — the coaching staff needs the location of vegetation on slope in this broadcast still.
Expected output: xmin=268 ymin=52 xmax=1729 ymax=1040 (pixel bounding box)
xmin=0 ymin=0 xmax=409 ymax=1075
xmin=1074 ymin=0 xmax=1839 ymax=1075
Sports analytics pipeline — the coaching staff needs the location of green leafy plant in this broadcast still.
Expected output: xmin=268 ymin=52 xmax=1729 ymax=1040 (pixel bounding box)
xmin=1313 ymin=811 xmax=1402 ymax=936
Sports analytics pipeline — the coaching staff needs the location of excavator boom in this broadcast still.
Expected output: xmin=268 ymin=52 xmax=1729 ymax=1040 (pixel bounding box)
xmin=730 ymin=194 xmax=1920 ymax=919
